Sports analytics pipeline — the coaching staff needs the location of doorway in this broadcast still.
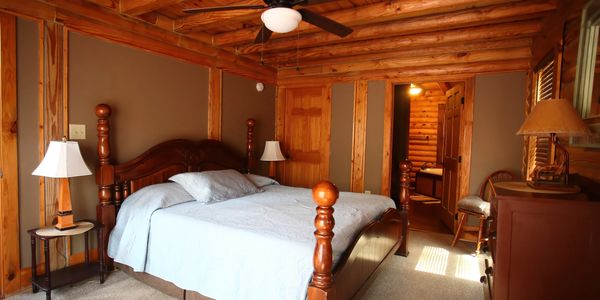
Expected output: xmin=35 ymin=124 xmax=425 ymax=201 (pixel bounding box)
xmin=390 ymin=81 xmax=469 ymax=234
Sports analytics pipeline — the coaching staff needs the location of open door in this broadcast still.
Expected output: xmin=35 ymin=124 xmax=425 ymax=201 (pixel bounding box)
xmin=440 ymin=84 xmax=464 ymax=231
xmin=280 ymin=86 xmax=331 ymax=188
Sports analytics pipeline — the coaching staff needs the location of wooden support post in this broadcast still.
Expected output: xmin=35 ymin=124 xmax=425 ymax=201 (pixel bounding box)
xmin=95 ymin=104 xmax=115 ymax=269
xmin=208 ymin=67 xmax=222 ymax=140
xmin=308 ymin=181 xmax=339 ymax=300
xmin=351 ymin=81 xmax=368 ymax=193
xmin=397 ymin=159 xmax=412 ymax=257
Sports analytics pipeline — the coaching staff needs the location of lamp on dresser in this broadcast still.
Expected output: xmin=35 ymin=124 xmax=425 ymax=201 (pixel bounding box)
xmin=260 ymin=140 xmax=286 ymax=178
xmin=517 ymin=98 xmax=591 ymax=190
xmin=33 ymin=137 xmax=92 ymax=230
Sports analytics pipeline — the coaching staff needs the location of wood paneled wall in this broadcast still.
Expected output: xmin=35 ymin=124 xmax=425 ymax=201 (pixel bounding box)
xmin=407 ymin=82 xmax=447 ymax=180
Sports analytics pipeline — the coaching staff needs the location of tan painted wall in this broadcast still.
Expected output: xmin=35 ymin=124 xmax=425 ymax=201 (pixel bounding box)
xmin=17 ymin=18 xmax=40 ymax=268
xmin=365 ymin=81 xmax=385 ymax=194
xmin=330 ymin=82 xmax=354 ymax=191
xmin=469 ymin=72 xmax=526 ymax=194
xmin=221 ymin=72 xmax=275 ymax=177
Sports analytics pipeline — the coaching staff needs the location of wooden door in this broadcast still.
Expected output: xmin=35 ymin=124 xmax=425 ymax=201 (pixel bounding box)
xmin=440 ymin=84 xmax=464 ymax=231
xmin=281 ymin=86 xmax=331 ymax=188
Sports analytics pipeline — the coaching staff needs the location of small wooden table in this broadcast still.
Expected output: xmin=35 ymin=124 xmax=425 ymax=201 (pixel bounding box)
xmin=28 ymin=220 xmax=105 ymax=300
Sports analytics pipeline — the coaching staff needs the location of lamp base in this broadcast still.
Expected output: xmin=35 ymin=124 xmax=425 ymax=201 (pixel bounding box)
xmin=55 ymin=211 xmax=77 ymax=231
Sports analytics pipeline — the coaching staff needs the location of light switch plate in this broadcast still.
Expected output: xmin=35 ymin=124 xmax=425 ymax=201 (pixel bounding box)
xmin=69 ymin=124 xmax=86 ymax=140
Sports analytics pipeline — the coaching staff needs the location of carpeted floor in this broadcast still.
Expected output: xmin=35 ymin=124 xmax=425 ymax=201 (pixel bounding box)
xmin=8 ymin=230 xmax=486 ymax=300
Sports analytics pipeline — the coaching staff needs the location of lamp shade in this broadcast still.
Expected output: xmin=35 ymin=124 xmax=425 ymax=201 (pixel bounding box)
xmin=261 ymin=7 xmax=302 ymax=34
xmin=517 ymin=98 xmax=591 ymax=137
xmin=32 ymin=140 xmax=92 ymax=178
xmin=260 ymin=141 xmax=286 ymax=161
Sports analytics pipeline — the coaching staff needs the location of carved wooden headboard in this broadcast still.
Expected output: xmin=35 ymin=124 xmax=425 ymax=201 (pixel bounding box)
xmin=94 ymin=103 xmax=255 ymax=265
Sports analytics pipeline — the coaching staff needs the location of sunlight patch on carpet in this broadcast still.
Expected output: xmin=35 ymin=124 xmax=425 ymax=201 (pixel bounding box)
xmin=414 ymin=246 xmax=449 ymax=275
xmin=454 ymin=254 xmax=481 ymax=282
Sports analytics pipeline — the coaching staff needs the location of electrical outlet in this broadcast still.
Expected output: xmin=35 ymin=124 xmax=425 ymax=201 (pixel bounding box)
xmin=69 ymin=124 xmax=86 ymax=140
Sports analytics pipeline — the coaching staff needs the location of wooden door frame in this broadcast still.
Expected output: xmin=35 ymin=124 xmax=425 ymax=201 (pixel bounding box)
xmin=0 ymin=12 xmax=20 ymax=297
xmin=381 ymin=77 xmax=473 ymax=226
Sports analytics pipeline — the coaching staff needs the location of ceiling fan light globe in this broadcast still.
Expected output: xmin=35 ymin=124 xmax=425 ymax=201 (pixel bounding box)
xmin=261 ymin=7 xmax=302 ymax=33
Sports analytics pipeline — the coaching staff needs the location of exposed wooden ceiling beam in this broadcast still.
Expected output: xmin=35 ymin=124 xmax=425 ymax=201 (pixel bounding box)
xmin=120 ymin=0 xmax=186 ymax=16
xmin=266 ymin=20 xmax=542 ymax=66
xmin=277 ymin=59 xmax=530 ymax=85
xmin=236 ymin=0 xmax=556 ymax=55
xmin=87 ymin=0 xmax=118 ymax=9
xmin=272 ymin=38 xmax=532 ymax=68
xmin=4 ymin=0 xmax=275 ymax=82
xmin=278 ymin=47 xmax=531 ymax=78
xmin=175 ymin=0 xmax=263 ymax=33
xmin=214 ymin=0 xmax=520 ymax=46
xmin=437 ymin=82 xmax=450 ymax=93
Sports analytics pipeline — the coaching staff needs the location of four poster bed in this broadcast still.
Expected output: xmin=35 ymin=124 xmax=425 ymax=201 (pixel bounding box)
xmin=94 ymin=103 xmax=412 ymax=300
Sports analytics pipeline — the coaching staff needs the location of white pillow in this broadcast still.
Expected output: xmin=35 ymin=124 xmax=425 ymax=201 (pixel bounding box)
xmin=244 ymin=173 xmax=279 ymax=188
xmin=169 ymin=169 xmax=262 ymax=204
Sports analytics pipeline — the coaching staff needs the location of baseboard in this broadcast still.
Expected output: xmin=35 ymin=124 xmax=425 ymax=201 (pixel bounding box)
xmin=15 ymin=249 xmax=99 ymax=295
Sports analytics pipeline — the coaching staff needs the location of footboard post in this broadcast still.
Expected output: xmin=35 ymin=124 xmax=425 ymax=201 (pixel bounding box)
xmin=308 ymin=181 xmax=339 ymax=300
xmin=96 ymin=104 xmax=115 ymax=269
xmin=396 ymin=159 xmax=412 ymax=257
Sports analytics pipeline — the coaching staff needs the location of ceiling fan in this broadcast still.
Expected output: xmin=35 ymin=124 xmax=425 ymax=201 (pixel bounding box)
xmin=184 ymin=0 xmax=353 ymax=44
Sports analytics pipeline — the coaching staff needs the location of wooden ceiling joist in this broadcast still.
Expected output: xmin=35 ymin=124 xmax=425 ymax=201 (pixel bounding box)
xmin=214 ymin=0 xmax=521 ymax=46
xmin=272 ymin=38 xmax=532 ymax=68
xmin=277 ymin=59 xmax=530 ymax=85
xmin=120 ymin=0 xmax=186 ymax=16
xmin=174 ymin=0 xmax=263 ymax=32
xmin=235 ymin=0 xmax=556 ymax=55
xmin=1 ymin=0 xmax=275 ymax=82
xmin=277 ymin=47 xmax=531 ymax=78
xmin=267 ymin=20 xmax=542 ymax=66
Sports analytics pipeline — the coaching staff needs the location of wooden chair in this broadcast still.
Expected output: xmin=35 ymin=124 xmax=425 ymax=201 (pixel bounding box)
xmin=451 ymin=170 xmax=516 ymax=254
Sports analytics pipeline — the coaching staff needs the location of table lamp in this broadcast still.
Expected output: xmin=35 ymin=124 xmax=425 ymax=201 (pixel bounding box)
xmin=33 ymin=137 xmax=92 ymax=230
xmin=517 ymin=98 xmax=591 ymax=190
xmin=260 ymin=140 xmax=286 ymax=178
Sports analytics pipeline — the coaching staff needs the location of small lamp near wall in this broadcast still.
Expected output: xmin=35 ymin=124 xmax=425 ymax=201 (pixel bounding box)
xmin=409 ymin=83 xmax=423 ymax=96
xmin=517 ymin=98 xmax=591 ymax=190
xmin=32 ymin=137 xmax=92 ymax=230
xmin=260 ymin=141 xmax=286 ymax=178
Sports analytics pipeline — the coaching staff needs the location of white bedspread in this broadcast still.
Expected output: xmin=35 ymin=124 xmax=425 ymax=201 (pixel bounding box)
xmin=110 ymin=184 xmax=395 ymax=300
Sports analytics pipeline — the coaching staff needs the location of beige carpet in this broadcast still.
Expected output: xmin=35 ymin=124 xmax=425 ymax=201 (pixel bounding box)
xmin=8 ymin=230 xmax=486 ymax=300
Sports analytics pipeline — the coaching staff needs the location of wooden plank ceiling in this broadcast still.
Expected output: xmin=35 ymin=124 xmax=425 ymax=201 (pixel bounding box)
xmin=79 ymin=0 xmax=556 ymax=82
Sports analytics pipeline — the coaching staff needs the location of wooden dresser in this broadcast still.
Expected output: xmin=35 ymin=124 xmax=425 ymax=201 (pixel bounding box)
xmin=487 ymin=182 xmax=600 ymax=300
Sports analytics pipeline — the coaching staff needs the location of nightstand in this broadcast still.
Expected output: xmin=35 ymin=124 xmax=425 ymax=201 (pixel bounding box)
xmin=28 ymin=220 xmax=105 ymax=300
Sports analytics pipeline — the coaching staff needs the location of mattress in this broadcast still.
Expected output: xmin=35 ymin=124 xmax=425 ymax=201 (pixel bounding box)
xmin=109 ymin=184 xmax=395 ymax=300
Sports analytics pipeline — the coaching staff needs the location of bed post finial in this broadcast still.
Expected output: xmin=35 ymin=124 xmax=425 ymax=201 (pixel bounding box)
xmin=397 ymin=159 xmax=412 ymax=257
xmin=246 ymin=118 xmax=255 ymax=173
xmin=308 ymin=181 xmax=339 ymax=299
xmin=96 ymin=103 xmax=115 ymax=268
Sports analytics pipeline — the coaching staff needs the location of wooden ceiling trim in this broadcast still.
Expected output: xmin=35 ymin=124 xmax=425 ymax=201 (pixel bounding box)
xmin=277 ymin=59 xmax=530 ymax=85
xmin=120 ymin=0 xmax=187 ymax=16
xmin=175 ymin=0 xmax=263 ymax=33
xmin=236 ymin=0 xmax=556 ymax=55
xmin=266 ymin=20 xmax=541 ymax=66
xmin=271 ymin=37 xmax=532 ymax=68
xmin=277 ymin=47 xmax=531 ymax=78
xmin=213 ymin=0 xmax=520 ymax=46
xmin=4 ymin=0 xmax=276 ymax=82
xmin=87 ymin=0 xmax=118 ymax=9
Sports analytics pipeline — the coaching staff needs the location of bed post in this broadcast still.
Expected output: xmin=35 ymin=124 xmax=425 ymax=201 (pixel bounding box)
xmin=396 ymin=159 xmax=412 ymax=257
xmin=96 ymin=104 xmax=115 ymax=268
xmin=246 ymin=118 xmax=255 ymax=173
xmin=308 ymin=181 xmax=339 ymax=300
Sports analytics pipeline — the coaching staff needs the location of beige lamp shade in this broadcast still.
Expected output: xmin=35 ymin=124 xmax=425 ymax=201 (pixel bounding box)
xmin=517 ymin=98 xmax=592 ymax=137
xmin=260 ymin=141 xmax=286 ymax=161
xmin=32 ymin=140 xmax=92 ymax=178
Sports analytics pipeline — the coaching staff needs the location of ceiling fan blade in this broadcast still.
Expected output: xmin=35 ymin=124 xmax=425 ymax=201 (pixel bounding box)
xmin=183 ymin=5 xmax=266 ymax=13
xmin=254 ymin=25 xmax=273 ymax=44
xmin=298 ymin=8 xmax=353 ymax=37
